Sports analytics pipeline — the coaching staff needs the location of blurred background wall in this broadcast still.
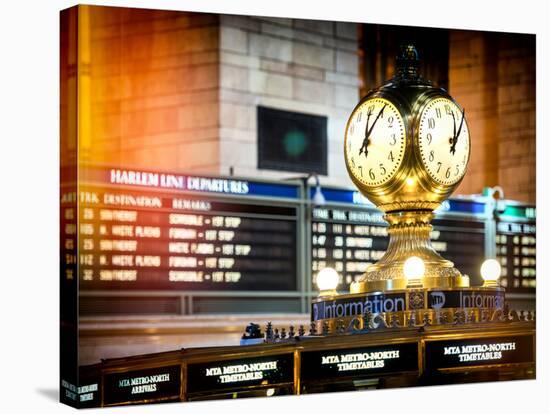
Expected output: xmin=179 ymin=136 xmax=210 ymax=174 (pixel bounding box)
xmin=62 ymin=6 xmax=535 ymax=202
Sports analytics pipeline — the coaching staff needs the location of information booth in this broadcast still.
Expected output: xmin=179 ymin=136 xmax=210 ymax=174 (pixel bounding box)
xmin=86 ymin=317 xmax=534 ymax=407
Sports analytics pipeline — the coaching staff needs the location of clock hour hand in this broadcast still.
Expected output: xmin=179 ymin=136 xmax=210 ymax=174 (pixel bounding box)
xmin=359 ymin=104 xmax=387 ymax=158
xmin=450 ymin=108 xmax=465 ymax=155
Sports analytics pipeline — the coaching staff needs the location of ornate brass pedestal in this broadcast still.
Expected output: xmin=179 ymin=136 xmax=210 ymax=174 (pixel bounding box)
xmin=350 ymin=210 xmax=469 ymax=293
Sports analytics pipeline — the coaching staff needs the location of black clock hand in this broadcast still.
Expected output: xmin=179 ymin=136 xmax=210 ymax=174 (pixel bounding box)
xmin=359 ymin=104 xmax=387 ymax=158
xmin=456 ymin=108 xmax=465 ymax=138
xmin=452 ymin=111 xmax=456 ymax=141
xmin=450 ymin=108 xmax=465 ymax=155
xmin=367 ymin=104 xmax=387 ymax=138
xmin=359 ymin=111 xmax=372 ymax=157
xmin=449 ymin=111 xmax=456 ymax=154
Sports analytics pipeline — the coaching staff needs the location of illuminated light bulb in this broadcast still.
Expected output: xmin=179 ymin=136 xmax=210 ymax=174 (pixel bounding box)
xmin=404 ymin=256 xmax=425 ymax=287
xmin=316 ymin=267 xmax=339 ymax=296
xmin=481 ymin=259 xmax=501 ymax=287
xmin=406 ymin=177 xmax=415 ymax=186
xmin=266 ymin=388 xmax=275 ymax=397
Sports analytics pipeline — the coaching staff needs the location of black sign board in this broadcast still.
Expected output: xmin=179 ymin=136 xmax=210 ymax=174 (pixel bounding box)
xmin=72 ymin=186 xmax=298 ymax=291
xmin=425 ymin=289 xmax=505 ymax=310
xmin=311 ymin=207 xmax=486 ymax=289
xmin=312 ymin=289 xmax=505 ymax=321
xmin=312 ymin=292 xmax=407 ymax=321
xmin=431 ymin=218 xmax=486 ymax=287
xmin=258 ymin=106 xmax=328 ymax=175
xmin=496 ymin=220 xmax=536 ymax=293
xmin=311 ymin=207 xmax=386 ymax=289
xmin=104 ymin=365 xmax=181 ymax=405
xmin=75 ymin=382 xmax=100 ymax=408
xmin=301 ymin=342 xmax=419 ymax=381
xmin=425 ymin=335 xmax=534 ymax=372
xmin=187 ymin=354 xmax=294 ymax=394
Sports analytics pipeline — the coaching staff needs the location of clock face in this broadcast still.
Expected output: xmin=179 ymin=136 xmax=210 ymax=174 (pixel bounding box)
xmin=418 ymin=97 xmax=470 ymax=185
xmin=344 ymin=98 xmax=406 ymax=187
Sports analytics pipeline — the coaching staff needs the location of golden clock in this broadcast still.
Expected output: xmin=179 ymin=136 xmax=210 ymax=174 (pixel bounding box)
xmin=344 ymin=98 xmax=406 ymax=188
xmin=417 ymin=97 xmax=470 ymax=186
xmin=345 ymin=45 xmax=472 ymax=294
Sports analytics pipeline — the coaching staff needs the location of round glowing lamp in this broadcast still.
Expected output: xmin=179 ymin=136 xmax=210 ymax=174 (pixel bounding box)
xmin=404 ymin=256 xmax=425 ymax=287
xmin=481 ymin=259 xmax=501 ymax=287
xmin=316 ymin=267 xmax=339 ymax=296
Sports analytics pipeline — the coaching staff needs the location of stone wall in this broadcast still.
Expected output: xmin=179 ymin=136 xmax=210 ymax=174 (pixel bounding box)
xmin=82 ymin=6 xmax=221 ymax=173
xmin=217 ymin=15 xmax=359 ymax=185
xmin=450 ymin=31 xmax=535 ymax=203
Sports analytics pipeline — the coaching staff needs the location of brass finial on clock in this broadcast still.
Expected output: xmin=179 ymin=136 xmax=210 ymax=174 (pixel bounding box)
xmin=344 ymin=44 xmax=471 ymax=293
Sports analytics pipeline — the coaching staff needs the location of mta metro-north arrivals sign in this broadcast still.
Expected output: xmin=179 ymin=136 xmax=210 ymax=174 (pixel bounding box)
xmin=103 ymin=365 xmax=181 ymax=406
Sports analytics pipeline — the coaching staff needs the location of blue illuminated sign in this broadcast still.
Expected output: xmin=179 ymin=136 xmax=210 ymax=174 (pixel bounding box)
xmin=79 ymin=166 xmax=300 ymax=199
xmin=310 ymin=187 xmax=486 ymax=214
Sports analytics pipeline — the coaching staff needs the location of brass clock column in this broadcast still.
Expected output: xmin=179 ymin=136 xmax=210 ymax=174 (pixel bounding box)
xmin=344 ymin=45 xmax=471 ymax=294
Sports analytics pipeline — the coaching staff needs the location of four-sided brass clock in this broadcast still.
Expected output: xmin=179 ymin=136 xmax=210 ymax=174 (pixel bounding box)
xmin=344 ymin=45 xmax=472 ymax=294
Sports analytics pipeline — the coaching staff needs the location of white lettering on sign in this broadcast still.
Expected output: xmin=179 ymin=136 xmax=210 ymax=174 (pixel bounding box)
xmin=459 ymin=291 xmax=505 ymax=309
xmin=169 ymin=214 xmax=203 ymax=226
xmin=172 ymin=199 xmax=212 ymax=211
xmin=100 ymin=209 xmax=137 ymax=222
xmin=111 ymin=169 xmax=159 ymax=187
xmin=443 ymin=342 xmax=516 ymax=362
xmin=323 ymin=296 xmax=406 ymax=319
xmin=103 ymin=193 xmax=162 ymax=208
xmin=321 ymin=350 xmax=400 ymax=372
xmin=204 ymin=361 xmax=278 ymax=384
xmin=186 ymin=177 xmax=249 ymax=194
xmin=78 ymin=384 xmax=98 ymax=393
xmin=348 ymin=211 xmax=384 ymax=224
xmin=99 ymin=270 xmax=136 ymax=281
xmin=110 ymin=168 xmax=250 ymax=194
xmin=117 ymin=373 xmax=171 ymax=395
xmin=169 ymin=271 xmax=203 ymax=282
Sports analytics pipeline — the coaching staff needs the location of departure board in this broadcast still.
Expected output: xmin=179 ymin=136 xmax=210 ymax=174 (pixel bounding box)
xmin=61 ymin=167 xmax=300 ymax=291
xmin=311 ymin=201 xmax=487 ymax=289
xmin=496 ymin=204 xmax=536 ymax=293
xmin=311 ymin=207 xmax=388 ymax=288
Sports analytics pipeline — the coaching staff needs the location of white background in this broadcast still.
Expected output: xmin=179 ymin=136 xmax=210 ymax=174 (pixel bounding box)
xmin=0 ymin=0 xmax=547 ymax=412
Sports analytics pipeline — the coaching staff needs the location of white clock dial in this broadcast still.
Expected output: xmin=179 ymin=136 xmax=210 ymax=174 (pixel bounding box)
xmin=344 ymin=98 xmax=406 ymax=187
xmin=418 ymin=97 xmax=470 ymax=185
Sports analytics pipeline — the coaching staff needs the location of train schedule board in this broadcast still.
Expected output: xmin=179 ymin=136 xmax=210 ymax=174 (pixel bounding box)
xmin=310 ymin=187 xmax=488 ymax=289
xmin=496 ymin=203 xmax=536 ymax=293
xmin=61 ymin=166 xmax=301 ymax=292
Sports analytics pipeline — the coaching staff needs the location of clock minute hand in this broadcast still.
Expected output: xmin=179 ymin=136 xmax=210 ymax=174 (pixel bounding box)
xmin=450 ymin=108 xmax=465 ymax=155
xmin=366 ymin=104 xmax=387 ymax=139
xmin=449 ymin=111 xmax=456 ymax=154
xmin=456 ymin=108 xmax=465 ymax=138
xmin=359 ymin=104 xmax=387 ymax=158
xmin=359 ymin=111 xmax=372 ymax=157
xmin=452 ymin=111 xmax=456 ymax=140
